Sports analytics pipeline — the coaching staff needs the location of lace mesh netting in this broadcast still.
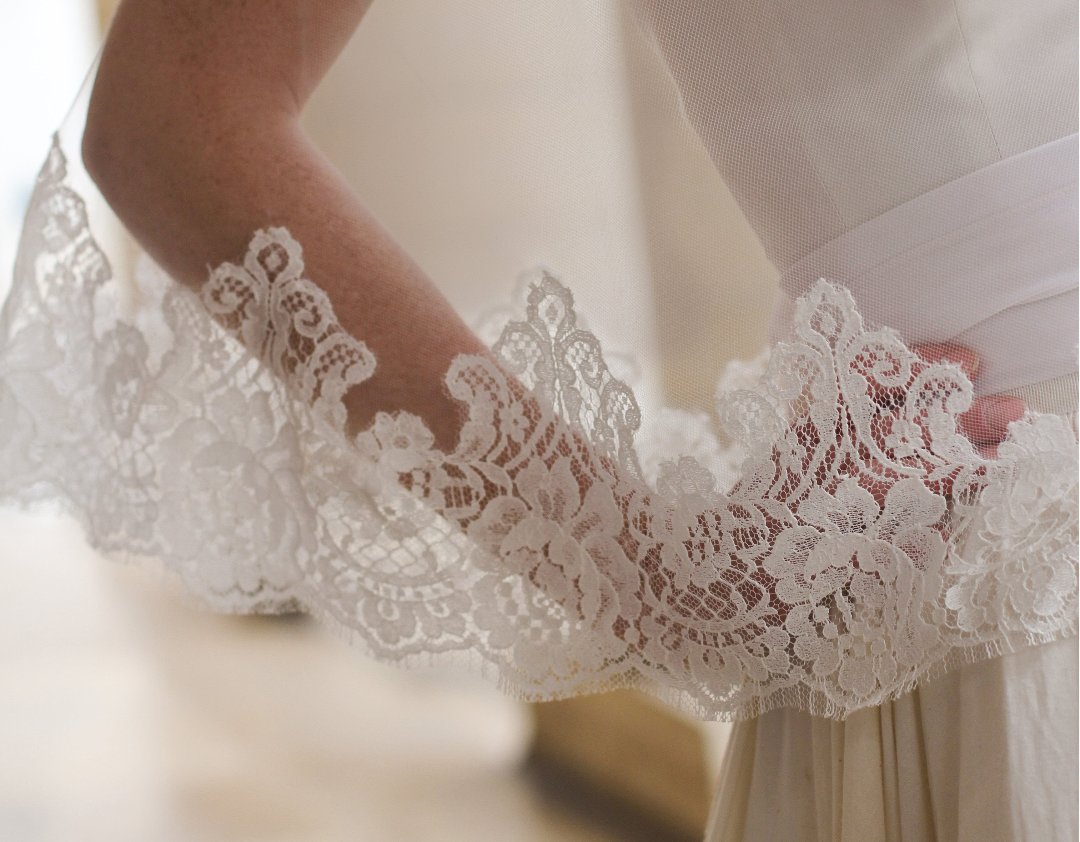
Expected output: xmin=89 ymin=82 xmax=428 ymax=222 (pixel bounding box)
xmin=1 ymin=141 xmax=1075 ymax=720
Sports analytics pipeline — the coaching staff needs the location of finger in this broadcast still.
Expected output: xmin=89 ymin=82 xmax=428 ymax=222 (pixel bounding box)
xmin=959 ymin=394 xmax=1027 ymax=447
xmin=865 ymin=342 xmax=982 ymax=412
xmin=912 ymin=342 xmax=981 ymax=382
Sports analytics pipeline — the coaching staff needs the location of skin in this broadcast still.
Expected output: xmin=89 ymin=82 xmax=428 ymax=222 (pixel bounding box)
xmin=83 ymin=0 xmax=487 ymax=453
xmin=82 ymin=0 xmax=1025 ymax=457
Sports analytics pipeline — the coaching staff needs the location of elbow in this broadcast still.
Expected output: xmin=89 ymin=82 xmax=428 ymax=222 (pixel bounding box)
xmin=80 ymin=79 xmax=192 ymax=229
xmin=80 ymin=84 xmax=141 ymax=210
xmin=81 ymin=102 xmax=117 ymax=198
xmin=80 ymin=29 xmax=172 ymax=204
xmin=80 ymin=58 xmax=180 ymax=212
xmin=81 ymin=74 xmax=176 ymax=214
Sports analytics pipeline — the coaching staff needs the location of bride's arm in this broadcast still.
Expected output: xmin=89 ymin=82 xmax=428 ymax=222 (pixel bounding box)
xmin=82 ymin=0 xmax=486 ymax=453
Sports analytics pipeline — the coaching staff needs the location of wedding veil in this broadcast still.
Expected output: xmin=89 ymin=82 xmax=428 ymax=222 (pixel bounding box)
xmin=0 ymin=0 xmax=1076 ymax=720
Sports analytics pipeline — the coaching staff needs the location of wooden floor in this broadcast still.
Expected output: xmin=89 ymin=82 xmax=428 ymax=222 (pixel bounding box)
xmin=0 ymin=508 xmax=718 ymax=842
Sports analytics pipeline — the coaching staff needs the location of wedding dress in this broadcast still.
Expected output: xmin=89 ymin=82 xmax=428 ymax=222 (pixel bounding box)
xmin=0 ymin=1 xmax=1076 ymax=840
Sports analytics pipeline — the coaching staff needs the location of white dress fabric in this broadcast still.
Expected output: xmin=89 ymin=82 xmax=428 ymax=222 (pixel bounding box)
xmin=708 ymin=635 xmax=1079 ymax=841
xmin=0 ymin=1 xmax=1077 ymax=839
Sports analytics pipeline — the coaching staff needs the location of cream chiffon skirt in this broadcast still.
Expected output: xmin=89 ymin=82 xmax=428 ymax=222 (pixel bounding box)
xmin=705 ymin=636 xmax=1078 ymax=842
xmin=706 ymin=375 xmax=1079 ymax=842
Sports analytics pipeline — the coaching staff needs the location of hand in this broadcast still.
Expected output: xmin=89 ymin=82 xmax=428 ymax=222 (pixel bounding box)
xmin=912 ymin=342 xmax=1026 ymax=459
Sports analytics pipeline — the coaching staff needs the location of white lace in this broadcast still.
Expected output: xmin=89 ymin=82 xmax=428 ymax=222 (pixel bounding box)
xmin=1 ymin=140 xmax=1076 ymax=720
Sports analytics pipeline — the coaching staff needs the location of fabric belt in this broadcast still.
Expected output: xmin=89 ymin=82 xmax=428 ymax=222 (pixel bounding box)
xmin=775 ymin=133 xmax=1079 ymax=398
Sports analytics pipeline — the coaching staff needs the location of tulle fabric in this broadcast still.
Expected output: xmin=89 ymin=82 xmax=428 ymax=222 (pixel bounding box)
xmin=1 ymin=134 xmax=1075 ymax=721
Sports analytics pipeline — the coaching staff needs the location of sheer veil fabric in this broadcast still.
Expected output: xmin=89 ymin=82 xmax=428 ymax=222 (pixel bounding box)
xmin=0 ymin=0 xmax=1076 ymax=820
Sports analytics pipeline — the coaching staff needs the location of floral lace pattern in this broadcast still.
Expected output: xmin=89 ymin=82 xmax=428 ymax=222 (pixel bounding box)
xmin=1 ymin=140 xmax=1076 ymax=719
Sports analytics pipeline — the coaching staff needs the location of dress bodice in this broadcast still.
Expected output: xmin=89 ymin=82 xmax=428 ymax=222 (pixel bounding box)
xmin=637 ymin=0 xmax=1077 ymax=271
xmin=637 ymin=0 xmax=1079 ymax=395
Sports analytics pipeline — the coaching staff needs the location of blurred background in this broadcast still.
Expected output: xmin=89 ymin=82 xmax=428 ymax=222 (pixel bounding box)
xmin=1 ymin=2 xmax=779 ymax=840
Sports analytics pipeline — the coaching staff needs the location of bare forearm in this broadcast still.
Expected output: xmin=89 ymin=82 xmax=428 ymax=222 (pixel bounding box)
xmin=82 ymin=0 xmax=487 ymax=450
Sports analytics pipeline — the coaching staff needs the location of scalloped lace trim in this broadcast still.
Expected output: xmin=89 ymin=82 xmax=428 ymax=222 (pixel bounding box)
xmin=1 ymin=140 xmax=1076 ymax=720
